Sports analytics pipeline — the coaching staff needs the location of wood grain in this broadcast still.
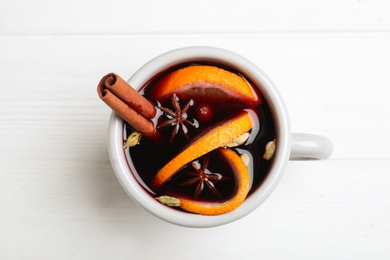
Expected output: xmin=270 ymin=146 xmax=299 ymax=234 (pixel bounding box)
xmin=1 ymin=0 xmax=390 ymax=34
xmin=1 ymin=1 xmax=390 ymax=259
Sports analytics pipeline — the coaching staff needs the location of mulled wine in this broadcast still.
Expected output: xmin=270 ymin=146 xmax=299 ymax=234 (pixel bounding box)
xmin=123 ymin=62 xmax=276 ymax=213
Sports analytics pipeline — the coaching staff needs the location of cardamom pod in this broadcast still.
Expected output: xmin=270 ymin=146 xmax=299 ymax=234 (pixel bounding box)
xmin=263 ymin=139 xmax=276 ymax=160
xmin=240 ymin=153 xmax=250 ymax=166
xmin=123 ymin=132 xmax=142 ymax=148
xmin=225 ymin=132 xmax=250 ymax=147
xmin=155 ymin=195 xmax=181 ymax=207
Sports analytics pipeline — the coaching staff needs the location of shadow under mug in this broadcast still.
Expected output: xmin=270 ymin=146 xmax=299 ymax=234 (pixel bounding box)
xmin=107 ymin=46 xmax=333 ymax=228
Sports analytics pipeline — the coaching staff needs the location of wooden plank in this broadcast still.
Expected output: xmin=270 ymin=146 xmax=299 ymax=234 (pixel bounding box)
xmin=1 ymin=0 xmax=390 ymax=35
xmin=0 ymin=159 xmax=389 ymax=258
xmin=1 ymin=34 xmax=389 ymax=160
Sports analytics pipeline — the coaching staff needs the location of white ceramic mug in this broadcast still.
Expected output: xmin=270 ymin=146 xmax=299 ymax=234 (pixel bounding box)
xmin=107 ymin=46 xmax=333 ymax=228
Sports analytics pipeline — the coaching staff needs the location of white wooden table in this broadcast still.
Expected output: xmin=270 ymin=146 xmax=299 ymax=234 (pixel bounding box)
xmin=1 ymin=1 xmax=390 ymax=259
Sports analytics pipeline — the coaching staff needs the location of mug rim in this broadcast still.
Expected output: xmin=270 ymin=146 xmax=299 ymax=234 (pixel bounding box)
xmin=108 ymin=46 xmax=291 ymax=227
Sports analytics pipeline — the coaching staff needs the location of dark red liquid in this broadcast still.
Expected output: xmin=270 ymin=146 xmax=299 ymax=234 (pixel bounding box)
xmin=123 ymin=62 xmax=276 ymax=203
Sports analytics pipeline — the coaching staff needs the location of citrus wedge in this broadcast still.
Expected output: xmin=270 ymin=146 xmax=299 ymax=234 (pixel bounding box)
xmin=177 ymin=148 xmax=250 ymax=215
xmin=151 ymin=110 xmax=252 ymax=190
xmin=150 ymin=65 xmax=261 ymax=105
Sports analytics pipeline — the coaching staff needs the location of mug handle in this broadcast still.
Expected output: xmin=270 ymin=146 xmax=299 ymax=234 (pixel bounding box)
xmin=290 ymin=133 xmax=333 ymax=160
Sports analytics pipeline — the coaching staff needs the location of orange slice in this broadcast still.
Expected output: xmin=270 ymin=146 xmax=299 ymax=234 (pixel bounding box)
xmin=150 ymin=65 xmax=261 ymax=105
xmin=151 ymin=110 xmax=252 ymax=191
xmin=177 ymin=148 xmax=250 ymax=215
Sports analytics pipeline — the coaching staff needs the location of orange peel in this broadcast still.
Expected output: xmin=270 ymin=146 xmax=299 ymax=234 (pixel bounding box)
xmin=151 ymin=111 xmax=252 ymax=191
xmin=156 ymin=148 xmax=251 ymax=215
xmin=150 ymin=65 xmax=261 ymax=105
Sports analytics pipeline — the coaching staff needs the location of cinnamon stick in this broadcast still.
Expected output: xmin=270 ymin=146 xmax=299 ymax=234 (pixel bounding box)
xmin=97 ymin=73 xmax=156 ymax=136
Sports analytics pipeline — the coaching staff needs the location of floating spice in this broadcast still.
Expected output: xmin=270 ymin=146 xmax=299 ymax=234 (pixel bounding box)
xmin=157 ymin=94 xmax=198 ymax=142
xmin=240 ymin=153 xmax=250 ymax=166
xmin=180 ymin=155 xmax=229 ymax=199
xmin=155 ymin=195 xmax=181 ymax=207
xmin=225 ymin=132 xmax=249 ymax=148
xmin=263 ymin=139 xmax=276 ymax=160
xmin=124 ymin=132 xmax=142 ymax=148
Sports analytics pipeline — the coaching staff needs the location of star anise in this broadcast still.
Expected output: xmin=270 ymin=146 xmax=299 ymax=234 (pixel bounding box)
xmin=157 ymin=94 xmax=198 ymax=142
xmin=180 ymin=155 xmax=229 ymax=199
